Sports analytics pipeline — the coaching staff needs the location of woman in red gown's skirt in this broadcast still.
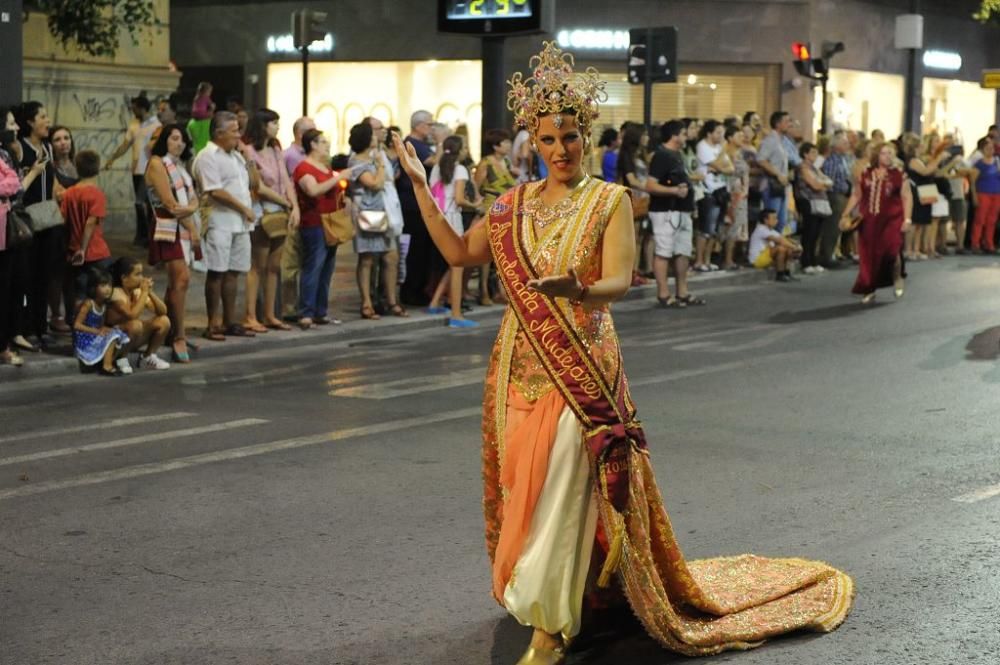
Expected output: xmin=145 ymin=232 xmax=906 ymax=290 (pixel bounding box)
xmin=841 ymin=142 xmax=913 ymax=301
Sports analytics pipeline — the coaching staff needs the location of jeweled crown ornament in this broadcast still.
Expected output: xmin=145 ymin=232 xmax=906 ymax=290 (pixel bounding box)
xmin=507 ymin=41 xmax=608 ymax=135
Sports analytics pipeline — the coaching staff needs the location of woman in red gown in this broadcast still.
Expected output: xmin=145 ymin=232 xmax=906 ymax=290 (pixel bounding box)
xmin=840 ymin=142 xmax=913 ymax=303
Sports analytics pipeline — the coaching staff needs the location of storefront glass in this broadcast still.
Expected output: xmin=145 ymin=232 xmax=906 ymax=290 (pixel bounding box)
xmin=267 ymin=60 xmax=482 ymax=158
xmin=816 ymin=69 xmax=905 ymax=138
xmin=922 ymin=78 xmax=997 ymax=150
xmin=579 ymin=60 xmax=778 ymax=134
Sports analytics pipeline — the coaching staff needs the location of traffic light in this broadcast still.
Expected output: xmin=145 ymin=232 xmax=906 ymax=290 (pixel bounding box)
xmin=292 ymin=9 xmax=327 ymax=49
xmin=628 ymin=27 xmax=678 ymax=84
xmin=791 ymin=42 xmax=814 ymax=77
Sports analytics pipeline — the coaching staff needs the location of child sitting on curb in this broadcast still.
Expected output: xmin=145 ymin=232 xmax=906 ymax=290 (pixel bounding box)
xmin=73 ymin=268 xmax=131 ymax=376
xmin=749 ymin=208 xmax=802 ymax=282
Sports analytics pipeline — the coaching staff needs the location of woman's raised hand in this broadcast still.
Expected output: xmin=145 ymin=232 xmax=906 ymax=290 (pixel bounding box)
xmin=391 ymin=132 xmax=427 ymax=188
xmin=527 ymin=267 xmax=584 ymax=300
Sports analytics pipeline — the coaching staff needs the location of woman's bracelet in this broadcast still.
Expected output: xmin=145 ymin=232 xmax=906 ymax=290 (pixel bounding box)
xmin=569 ymin=284 xmax=589 ymax=306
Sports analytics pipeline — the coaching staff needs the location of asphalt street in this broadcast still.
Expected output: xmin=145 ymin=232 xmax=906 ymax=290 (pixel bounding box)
xmin=2 ymin=257 xmax=1000 ymax=665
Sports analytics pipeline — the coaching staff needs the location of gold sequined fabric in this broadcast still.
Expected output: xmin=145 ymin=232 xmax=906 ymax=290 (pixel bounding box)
xmin=480 ymin=180 xmax=853 ymax=654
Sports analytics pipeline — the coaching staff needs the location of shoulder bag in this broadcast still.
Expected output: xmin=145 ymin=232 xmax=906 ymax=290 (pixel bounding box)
xmin=26 ymin=198 xmax=63 ymax=232
xmin=358 ymin=210 xmax=389 ymax=234
xmin=916 ymin=183 xmax=939 ymax=205
xmin=5 ymin=197 xmax=34 ymax=248
xmin=321 ymin=205 xmax=356 ymax=246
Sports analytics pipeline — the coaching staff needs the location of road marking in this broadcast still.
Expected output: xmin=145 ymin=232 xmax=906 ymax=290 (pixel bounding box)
xmin=0 ymin=407 xmax=481 ymax=501
xmin=951 ymin=484 xmax=1000 ymax=504
xmin=0 ymin=412 xmax=196 ymax=445
xmin=629 ymin=351 xmax=803 ymax=387
xmin=329 ymin=367 xmax=486 ymax=400
xmin=0 ymin=418 xmax=268 ymax=467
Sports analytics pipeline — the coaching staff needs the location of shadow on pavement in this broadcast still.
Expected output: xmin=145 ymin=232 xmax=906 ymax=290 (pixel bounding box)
xmin=767 ymin=302 xmax=883 ymax=324
xmin=964 ymin=326 xmax=1000 ymax=361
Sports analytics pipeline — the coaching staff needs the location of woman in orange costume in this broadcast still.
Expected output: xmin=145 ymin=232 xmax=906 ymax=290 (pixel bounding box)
xmin=394 ymin=42 xmax=853 ymax=665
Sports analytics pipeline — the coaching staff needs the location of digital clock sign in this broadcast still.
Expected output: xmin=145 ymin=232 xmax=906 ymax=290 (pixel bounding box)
xmin=438 ymin=0 xmax=553 ymax=35
xmin=446 ymin=0 xmax=532 ymax=20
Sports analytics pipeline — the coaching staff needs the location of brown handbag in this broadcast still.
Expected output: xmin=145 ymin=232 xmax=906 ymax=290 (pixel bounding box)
xmin=321 ymin=207 xmax=355 ymax=246
xmin=630 ymin=190 xmax=650 ymax=219
xmin=260 ymin=210 xmax=289 ymax=238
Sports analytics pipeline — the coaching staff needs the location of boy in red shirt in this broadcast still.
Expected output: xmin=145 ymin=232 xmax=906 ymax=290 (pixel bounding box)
xmin=61 ymin=149 xmax=113 ymax=312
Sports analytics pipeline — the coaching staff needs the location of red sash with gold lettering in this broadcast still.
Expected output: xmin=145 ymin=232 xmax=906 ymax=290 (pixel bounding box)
xmin=489 ymin=187 xmax=646 ymax=513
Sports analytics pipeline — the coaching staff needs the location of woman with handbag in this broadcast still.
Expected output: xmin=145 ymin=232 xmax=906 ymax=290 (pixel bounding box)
xmin=293 ymin=129 xmax=346 ymax=329
xmin=616 ymin=123 xmax=653 ymax=283
xmin=145 ymin=124 xmax=202 ymax=363
xmin=348 ymin=122 xmax=406 ymax=321
xmin=1 ymin=108 xmax=30 ymax=366
xmin=240 ymin=109 xmax=299 ymax=332
xmin=474 ymin=128 xmax=518 ymax=304
xmin=15 ymin=101 xmax=69 ymax=344
xmin=840 ymin=141 xmax=913 ymax=304
xmin=426 ymin=134 xmax=480 ymax=328
xmin=902 ymin=133 xmax=946 ymax=261
xmin=795 ymin=142 xmax=833 ymax=274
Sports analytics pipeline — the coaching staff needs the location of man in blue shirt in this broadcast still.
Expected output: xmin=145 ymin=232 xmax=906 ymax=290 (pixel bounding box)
xmin=820 ymin=134 xmax=853 ymax=266
xmin=757 ymin=111 xmax=791 ymax=233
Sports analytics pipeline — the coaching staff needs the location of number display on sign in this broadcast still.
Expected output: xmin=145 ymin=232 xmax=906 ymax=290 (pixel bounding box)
xmin=446 ymin=0 xmax=531 ymax=20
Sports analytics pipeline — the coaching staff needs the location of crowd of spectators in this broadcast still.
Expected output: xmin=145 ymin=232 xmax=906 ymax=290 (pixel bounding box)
xmin=1 ymin=89 xmax=999 ymax=370
xmin=594 ymin=111 xmax=1000 ymax=306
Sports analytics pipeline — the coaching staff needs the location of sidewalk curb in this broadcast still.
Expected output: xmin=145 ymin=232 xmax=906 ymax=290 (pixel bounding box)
xmin=2 ymin=268 xmax=767 ymax=376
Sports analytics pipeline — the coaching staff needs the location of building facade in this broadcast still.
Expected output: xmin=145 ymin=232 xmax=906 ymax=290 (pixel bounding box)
xmin=169 ymin=0 xmax=998 ymax=154
xmin=19 ymin=0 xmax=179 ymax=228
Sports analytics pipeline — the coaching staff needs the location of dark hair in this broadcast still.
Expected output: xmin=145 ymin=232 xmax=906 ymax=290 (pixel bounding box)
xmin=769 ymin=111 xmax=788 ymax=130
xmin=977 ymin=136 xmax=990 ymax=150
xmin=14 ymin=101 xmax=44 ymax=139
xmin=483 ymin=127 xmax=512 ymax=156
xmin=597 ymin=128 xmax=618 ymax=148
xmin=762 ymin=208 xmax=777 ymax=219
xmin=659 ymin=120 xmax=684 ymax=144
xmin=742 ymin=111 xmax=758 ymax=126
xmin=0 ymin=105 xmax=14 ymax=148
xmin=111 ymin=256 xmax=141 ymax=287
xmin=74 ymin=149 xmax=101 ymax=178
xmin=245 ymin=108 xmax=280 ymax=151
xmin=331 ymin=153 xmax=350 ymax=170
xmin=49 ymin=125 xmax=75 ymax=161
xmin=385 ymin=125 xmax=401 ymax=148
xmin=724 ymin=125 xmax=740 ymax=142
xmin=798 ymin=141 xmax=817 ymax=159
xmin=149 ymin=123 xmax=192 ymax=162
xmin=616 ymin=124 xmax=646 ymax=184
xmin=348 ymin=122 xmax=373 ymax=155
xmin=210 ymin=111 xmax=238 ymax=137
xmin=698 ymin=119 xmax=721 ymax=141
xmin=85 ymin=268 xmax=113 ymax=300
xmin=302 ymin=128 xmax=324 ymax=155
xmin=438 ymin=135 xmax=464 ymax=184
xmin=131 ymin=95 xmax=151 ymax=112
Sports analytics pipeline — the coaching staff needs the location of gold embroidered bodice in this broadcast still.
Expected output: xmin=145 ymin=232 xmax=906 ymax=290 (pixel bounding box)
xmin=496 ymin=178 xmax=627 ymax=402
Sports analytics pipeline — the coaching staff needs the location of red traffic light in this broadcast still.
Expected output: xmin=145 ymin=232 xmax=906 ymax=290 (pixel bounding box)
xmin=791 ymin=42 xmax=811 ymax=60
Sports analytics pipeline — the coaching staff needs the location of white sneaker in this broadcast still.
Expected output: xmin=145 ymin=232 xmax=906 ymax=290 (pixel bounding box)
xmin=814 ymin=265 xmax=826 ymax=273
xmin=115 ymin=357 xmax=133 ymax=375
xmin=139 ymin=354 xmax=170 ymax=370
xmin=803 ymin=266 xmax=817 ymax=275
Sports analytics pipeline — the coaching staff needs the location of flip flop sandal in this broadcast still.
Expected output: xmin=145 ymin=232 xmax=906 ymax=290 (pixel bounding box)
xmin=388 ymin=304 xmax=409 ymax=318
xmin=266 ymin=321 xmax=293 ymax=331
xmin=679 ymin=294 xmax=706 ymax=306
xmin=202 ymin=328 xmax=226 ymax=342
xmin=225 ymin=324 xmax=256 ymax=337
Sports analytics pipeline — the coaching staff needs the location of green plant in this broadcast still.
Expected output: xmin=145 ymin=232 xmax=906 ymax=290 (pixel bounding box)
xmin=975 ymin=0 xmax=1000 ymax=21
xmin=34 ymin=0 xmax=160 ymax=58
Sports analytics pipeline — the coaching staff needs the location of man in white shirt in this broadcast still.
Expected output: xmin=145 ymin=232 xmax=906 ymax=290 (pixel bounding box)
xmin=105 ymin=95 xmax=162 ymax=246
xmin=193 ymin=111 xmax=256 ymax=339
xmin=694 ymin=120 xmax=734 ymax=271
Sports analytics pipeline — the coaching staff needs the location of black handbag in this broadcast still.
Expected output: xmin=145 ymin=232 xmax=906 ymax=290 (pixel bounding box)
xmin=5 ymin=197 xmax=34 ymax=248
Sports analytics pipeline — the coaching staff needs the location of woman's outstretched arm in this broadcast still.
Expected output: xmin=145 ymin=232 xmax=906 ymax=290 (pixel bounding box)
xmin=393 ymin=133 xmax=490 ymax=267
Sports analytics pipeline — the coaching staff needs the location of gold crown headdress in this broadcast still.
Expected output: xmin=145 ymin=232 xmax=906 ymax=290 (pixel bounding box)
xmin=507 ymin=41 xmax=607 ymax=134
